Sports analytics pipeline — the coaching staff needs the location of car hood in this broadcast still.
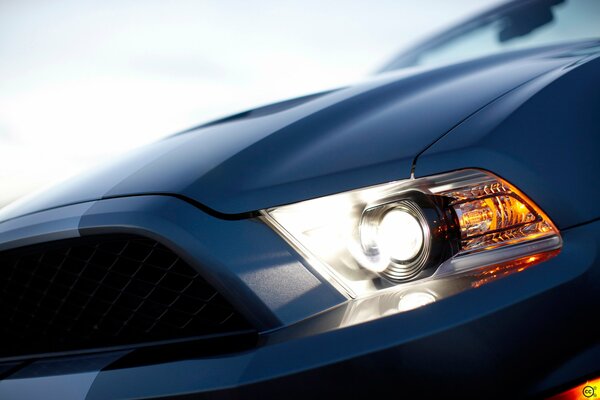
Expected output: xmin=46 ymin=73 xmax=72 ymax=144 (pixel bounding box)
xmin=0 ymin=43 xmax=593 ymax=222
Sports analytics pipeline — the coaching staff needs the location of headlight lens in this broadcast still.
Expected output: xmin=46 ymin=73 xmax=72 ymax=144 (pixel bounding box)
xmin=261 ymin=169 xmax=561 ymax=314
xmin=367 ymin=205 xmax=424 ymax=264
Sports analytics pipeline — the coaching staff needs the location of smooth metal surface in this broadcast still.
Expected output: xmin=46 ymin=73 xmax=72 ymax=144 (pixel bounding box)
xmin=0 ymin=44 xmax=592 ymax=223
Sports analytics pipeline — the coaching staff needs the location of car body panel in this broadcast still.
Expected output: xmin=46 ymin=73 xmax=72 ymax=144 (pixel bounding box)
xmin=0 ymin=44 xmax=592 ymax=224
xmin=0 ymin=206 xmax=597 ymax=399
xmin=415 ymin=48 xmax=600 ymax=230
xmin=0 ymin=196 xmax=344 ymax=331
xmin=1 ymin=14 xmax=600 ymax=399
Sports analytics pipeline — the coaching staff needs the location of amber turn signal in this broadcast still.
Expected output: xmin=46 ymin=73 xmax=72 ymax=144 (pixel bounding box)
xmin=440 ymin=177 xmax=558 ymax=254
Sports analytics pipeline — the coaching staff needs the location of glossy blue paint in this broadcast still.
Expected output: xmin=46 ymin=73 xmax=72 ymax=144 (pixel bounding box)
xmin=0 ymin=353 xmax=125 ymax=400
xmin=0 ymin=5 xmax=599 ymax=398
xmin=78 ymin=196 xmax=344 ymax=328
xmin=0 ymin=43 xmax=594 ymax=223
xmin=0 ymin=196 xmax=343 ymax=330
xmin=1 ymin=219 xmax=594 ymax=400
xmin=415 ymin=47 xmax=600 ymax=229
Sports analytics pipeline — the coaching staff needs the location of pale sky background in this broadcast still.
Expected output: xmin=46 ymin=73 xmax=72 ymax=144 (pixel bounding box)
xmin=0 ymin=0 xmax=500 ymax=208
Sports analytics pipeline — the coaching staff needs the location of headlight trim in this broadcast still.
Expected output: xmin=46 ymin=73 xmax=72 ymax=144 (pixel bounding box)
xmin=262 ymin=168 xmax=561 ymax=306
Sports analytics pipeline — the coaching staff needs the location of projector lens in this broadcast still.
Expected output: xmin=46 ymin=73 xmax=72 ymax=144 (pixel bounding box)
xmin=378 ymin=208 xmax=424 ymax=262
xmin=359 ymin=199 xmax=434 ymax=282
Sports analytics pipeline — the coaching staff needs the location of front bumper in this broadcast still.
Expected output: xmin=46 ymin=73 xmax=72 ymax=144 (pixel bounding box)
xmin=0 ymin=195 xmax=598 ymax=399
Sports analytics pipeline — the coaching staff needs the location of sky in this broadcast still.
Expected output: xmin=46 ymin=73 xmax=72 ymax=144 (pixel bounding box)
xmin=0 ymin=0 xmax=500 ymax=208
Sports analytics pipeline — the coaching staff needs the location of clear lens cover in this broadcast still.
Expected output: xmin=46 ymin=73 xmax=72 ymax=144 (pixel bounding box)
xmin=262 ymin=169 xmax=561 ymax=304
xmin=440 ymin=179 xmax=555 ymax=253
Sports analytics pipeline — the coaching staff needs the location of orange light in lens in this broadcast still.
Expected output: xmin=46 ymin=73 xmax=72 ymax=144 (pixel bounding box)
xmin=442 ymin=178 xmax=559 ymax=253
xmin=547 ymin=376 xmax=600 ymax=400
xmin=455 ymin=195 xmax=536 ymax=238
xmin=470 ymin=249 xmax=559 ymax=288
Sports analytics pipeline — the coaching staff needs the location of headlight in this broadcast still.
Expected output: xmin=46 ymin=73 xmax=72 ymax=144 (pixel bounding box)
xmin=261 ymin=169 xmax=561 ymax=317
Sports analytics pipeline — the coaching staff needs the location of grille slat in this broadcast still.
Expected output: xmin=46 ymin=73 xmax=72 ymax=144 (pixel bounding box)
xmin=0 ymin=236 xmax=251 ymax=358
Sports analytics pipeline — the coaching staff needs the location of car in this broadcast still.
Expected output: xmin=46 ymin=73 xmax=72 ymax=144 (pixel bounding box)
xmin=1 ymin=0 xmax=599 ymax=398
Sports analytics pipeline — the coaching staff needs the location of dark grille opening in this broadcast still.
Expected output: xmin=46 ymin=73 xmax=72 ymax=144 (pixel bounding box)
xmin=0 ymin=235 xmax=253 ymax=358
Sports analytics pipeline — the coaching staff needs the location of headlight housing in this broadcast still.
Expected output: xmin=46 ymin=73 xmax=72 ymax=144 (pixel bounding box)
xmin=261 ymin=169 xmax=561 ymax=315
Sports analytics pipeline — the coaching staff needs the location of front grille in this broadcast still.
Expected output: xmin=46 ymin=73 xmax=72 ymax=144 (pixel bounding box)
xmin=0 ymin=235 xmax=252 ymax=358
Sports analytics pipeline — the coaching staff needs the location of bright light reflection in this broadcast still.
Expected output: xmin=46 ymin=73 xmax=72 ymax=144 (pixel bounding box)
xmin=378 ymin=209 xmax=423 ymax=261
xmin=269 ymin=197 xmax=356 ymax=259
xmin=397 ymin=291 xmax=436 ymax=312
xmin=0 ymin=0 xmax=501 ymax=208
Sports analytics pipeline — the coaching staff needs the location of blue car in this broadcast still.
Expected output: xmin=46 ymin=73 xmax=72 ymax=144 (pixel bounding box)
xmin=1 ymin=0 xmax=599 ymax=398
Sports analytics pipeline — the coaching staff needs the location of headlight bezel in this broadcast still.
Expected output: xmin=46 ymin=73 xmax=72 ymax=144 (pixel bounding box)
xmin=261 ymin=168 xmax=562 ymax=308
